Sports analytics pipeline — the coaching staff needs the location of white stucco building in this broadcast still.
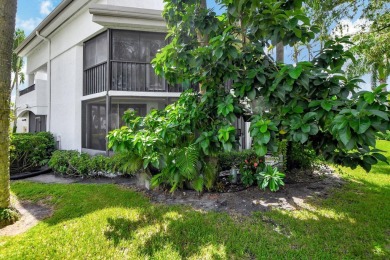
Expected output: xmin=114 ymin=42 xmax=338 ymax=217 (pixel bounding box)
xmin=15 ymin=0 xmax=250 ymax=154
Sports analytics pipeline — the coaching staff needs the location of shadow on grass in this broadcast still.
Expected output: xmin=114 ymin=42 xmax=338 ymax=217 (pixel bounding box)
xmin=101 ymin=176 xmax=390 ymax=259
xmin=10 ymin=172 xmax=390 ymax=259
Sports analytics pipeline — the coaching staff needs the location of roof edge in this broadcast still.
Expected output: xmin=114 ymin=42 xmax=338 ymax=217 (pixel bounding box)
xmin=89 ymin=4 xmax=164 ymax=21
xmin=15 ymin=0 xmax=74 ymax=55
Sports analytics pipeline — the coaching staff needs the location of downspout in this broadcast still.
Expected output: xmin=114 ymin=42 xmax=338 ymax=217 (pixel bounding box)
xmin=35 ymin=31 xmax=51 ymax=131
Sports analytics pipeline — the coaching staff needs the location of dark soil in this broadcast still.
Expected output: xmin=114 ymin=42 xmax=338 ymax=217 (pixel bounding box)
xmin=135 ymin=165 xmax=344 ymax=215
xmin=16 ymin=165 xmax=345 ymax=217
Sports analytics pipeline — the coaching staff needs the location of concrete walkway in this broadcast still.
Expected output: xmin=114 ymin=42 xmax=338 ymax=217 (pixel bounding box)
xmin=17 ymin=173 xmax=138 ymax=186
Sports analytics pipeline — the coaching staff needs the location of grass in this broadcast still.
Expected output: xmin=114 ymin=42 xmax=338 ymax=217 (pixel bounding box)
xmin=0 ymin=141 xmax=389 ymax=259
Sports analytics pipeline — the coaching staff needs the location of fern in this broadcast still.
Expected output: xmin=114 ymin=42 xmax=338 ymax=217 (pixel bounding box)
xmin=176 ymin=144 xmax=199 ymax=179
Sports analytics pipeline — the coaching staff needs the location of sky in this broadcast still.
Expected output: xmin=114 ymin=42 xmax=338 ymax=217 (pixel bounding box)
xmin=15 ymin=0 xmax=372 ymax=92
xmin=16 ymin=0 xmax=61 ymax=35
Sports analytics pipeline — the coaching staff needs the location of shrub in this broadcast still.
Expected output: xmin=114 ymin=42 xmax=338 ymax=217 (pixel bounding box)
xmin=48 ymin=150 xmax=140 ymax=177
xmin=0 ymin=208 xmax=20 ymax=228
xmin=286 ymin=142 xmax=317 ymax=171
xmin=217 ymin=149 xmax=259 ymax=171
xmin=255 ymin=165 xmax=285 ymax=192
xmin=10 ymin=132 xmax=56 ymax=174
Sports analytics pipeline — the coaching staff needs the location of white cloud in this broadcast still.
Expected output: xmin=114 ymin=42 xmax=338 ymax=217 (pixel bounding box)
xmin=332 ymin=18 xmax=372 ymax=37
xmin=15 ymin=17 xmax=42 ymax=34
xmin=40 ymin=0 xmax=54 ymax=16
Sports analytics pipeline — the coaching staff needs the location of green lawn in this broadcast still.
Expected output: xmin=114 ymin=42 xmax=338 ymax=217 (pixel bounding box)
xmin=1 ymin=141 xmax=389 ymax=259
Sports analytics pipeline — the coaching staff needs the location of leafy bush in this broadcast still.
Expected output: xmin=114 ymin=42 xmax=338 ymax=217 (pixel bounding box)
xmin=255 ymin=165 xmax=285 ymax=192
xmin=48 ymin=150 xmax=139 ymax=177
xmin=376 ymin=130 xmax=390 ymax=141
xmin=217 ymin=149 xmax=258 ymax=171
xmin=241 ymin=169 xmax=255 ymax=187
xmin=286 ymin=141 xmax=317 ymax=171
xmin=0 ymin=208 xmax=19 ymax=228
xmin=10 ymin=132 xmax=56 ymax=174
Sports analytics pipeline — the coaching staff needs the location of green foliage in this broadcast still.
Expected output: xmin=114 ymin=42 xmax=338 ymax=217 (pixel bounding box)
xmin=48 ymin=150 xmax=139 ymax=177
xmin=0 ymin=207 xmax=19 ymax=228
xmin=2 ymin=141 xmax=390 ymax=259
xmin=376 ymin=130 xmax=390 ymax=141
xmin=217 ymin=149 xmax=258 ymax=171
xmin=255 ymin=165 xmax=286 ymax=192
xmin=10 ymin=132 xmax=56 ymax=174
xmin=108 ymin=0 xmax=390 ymax=193
xmin=286 ymin=141 xmax=317 ymax=170
xmin=278 ymin=140 xmax=288 ymax=172
xmin=241 ymin=169 xmax=255 ymax=187
xmin=151 ymin=144 xmax=202 ymax=192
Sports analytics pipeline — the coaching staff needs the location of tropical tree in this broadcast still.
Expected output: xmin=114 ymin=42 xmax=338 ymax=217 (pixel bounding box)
xmin=0 ymin=0 xmax=17 ymax=210
xmin=11 ymin=29 xmax=26 ymax=132
xmin=348 ymin=10 xmax=390 ymax=90
xmin=108 ymin=0 xmax=389 ymax=192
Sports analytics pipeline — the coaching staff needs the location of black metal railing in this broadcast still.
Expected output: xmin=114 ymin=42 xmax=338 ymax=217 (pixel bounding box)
xmin=84 ymin=62 xmax=107 ymax=95
xmin=19 ymin=84 xmax=35 ymax=96
xmin=83 ymin=61 xmax=198 ymax=96
xmin=111 ymin=61 xmax=185 ymax=92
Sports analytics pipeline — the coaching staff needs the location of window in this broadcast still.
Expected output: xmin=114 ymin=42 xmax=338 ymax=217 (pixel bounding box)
xmin=82 ymin=97 xmax=147 ymax=151
xmin=84 ymin=32 xmax=108 ymax=95
xmin=110 ymin=102 xmax=147 ymax=130
xmin=28 ymin=112 xmax=46 ymax=133
xmin=84 ymin=32 xmax=107 ymax=69
xmin=82 ymin=99 xmax=106 ymax=151
xmin=111 ymin=30 xmax=166 ymax=91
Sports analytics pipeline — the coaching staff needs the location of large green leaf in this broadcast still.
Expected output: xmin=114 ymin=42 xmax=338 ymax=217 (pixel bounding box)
xmin=260 ymin=131 xmax=271 ymax=144
xmin=339 ymin=127 xmax=351 ymax=146
xmin=358 ymin=118 xmax=371 ymax=134
xmin=255 ymin=144 xmax=267 ymax=156
xmin=288 ymin=66 xmax=303 ymax=79
xmin=321 ymin=100 xmax=333 ymax=111
xmin=368 ymin=109 xmax=389 ymax=121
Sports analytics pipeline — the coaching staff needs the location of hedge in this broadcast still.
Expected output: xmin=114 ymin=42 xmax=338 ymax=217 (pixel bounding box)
xmin=10 ymin=132 xmax=56 ymax=174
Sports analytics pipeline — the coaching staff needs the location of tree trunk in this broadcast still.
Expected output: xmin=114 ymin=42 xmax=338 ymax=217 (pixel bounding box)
xmin=197 ymin=0 xmax=208 ymax=94
xmin=276 ymin=42 xmax=284 ymax=63
xmin=12 ymin=74 xmax=18 ymax=133
xmin=371 ymin=64 xmax=378 ymax=91
xmin=0 ymin=0 xmax=17 ymax=209
xmin=379 ymin=77 xmax=388 ymax=92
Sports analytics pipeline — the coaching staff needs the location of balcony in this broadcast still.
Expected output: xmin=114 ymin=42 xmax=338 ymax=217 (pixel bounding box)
xmin=16 ymin=80 xmax=48 ymax=117
xmin=84 ymin=61 xmax=186 ymax=96
xmin=19 ymin=84 xmax=35 ymax=96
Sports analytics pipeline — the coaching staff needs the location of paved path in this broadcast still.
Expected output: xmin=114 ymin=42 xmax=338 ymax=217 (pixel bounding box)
xmin=16 ymin=173 xmax=138 ymax=186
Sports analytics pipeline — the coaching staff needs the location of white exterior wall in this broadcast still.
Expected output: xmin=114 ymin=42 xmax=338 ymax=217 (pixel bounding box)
xmin=50 ymin=7 xmax=104 ymax=59
xmin=26 ymin=42 xmax=49 ymax=74
xmin=16 ymin=112 xmax=29 ymax=133
xmin=50 ymin=46 xmax=83 ymax=150
xmin=21 ymin=0 xmax=167 ymax=151
xmin=16 ymin=79 xmax=48 ymax=118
